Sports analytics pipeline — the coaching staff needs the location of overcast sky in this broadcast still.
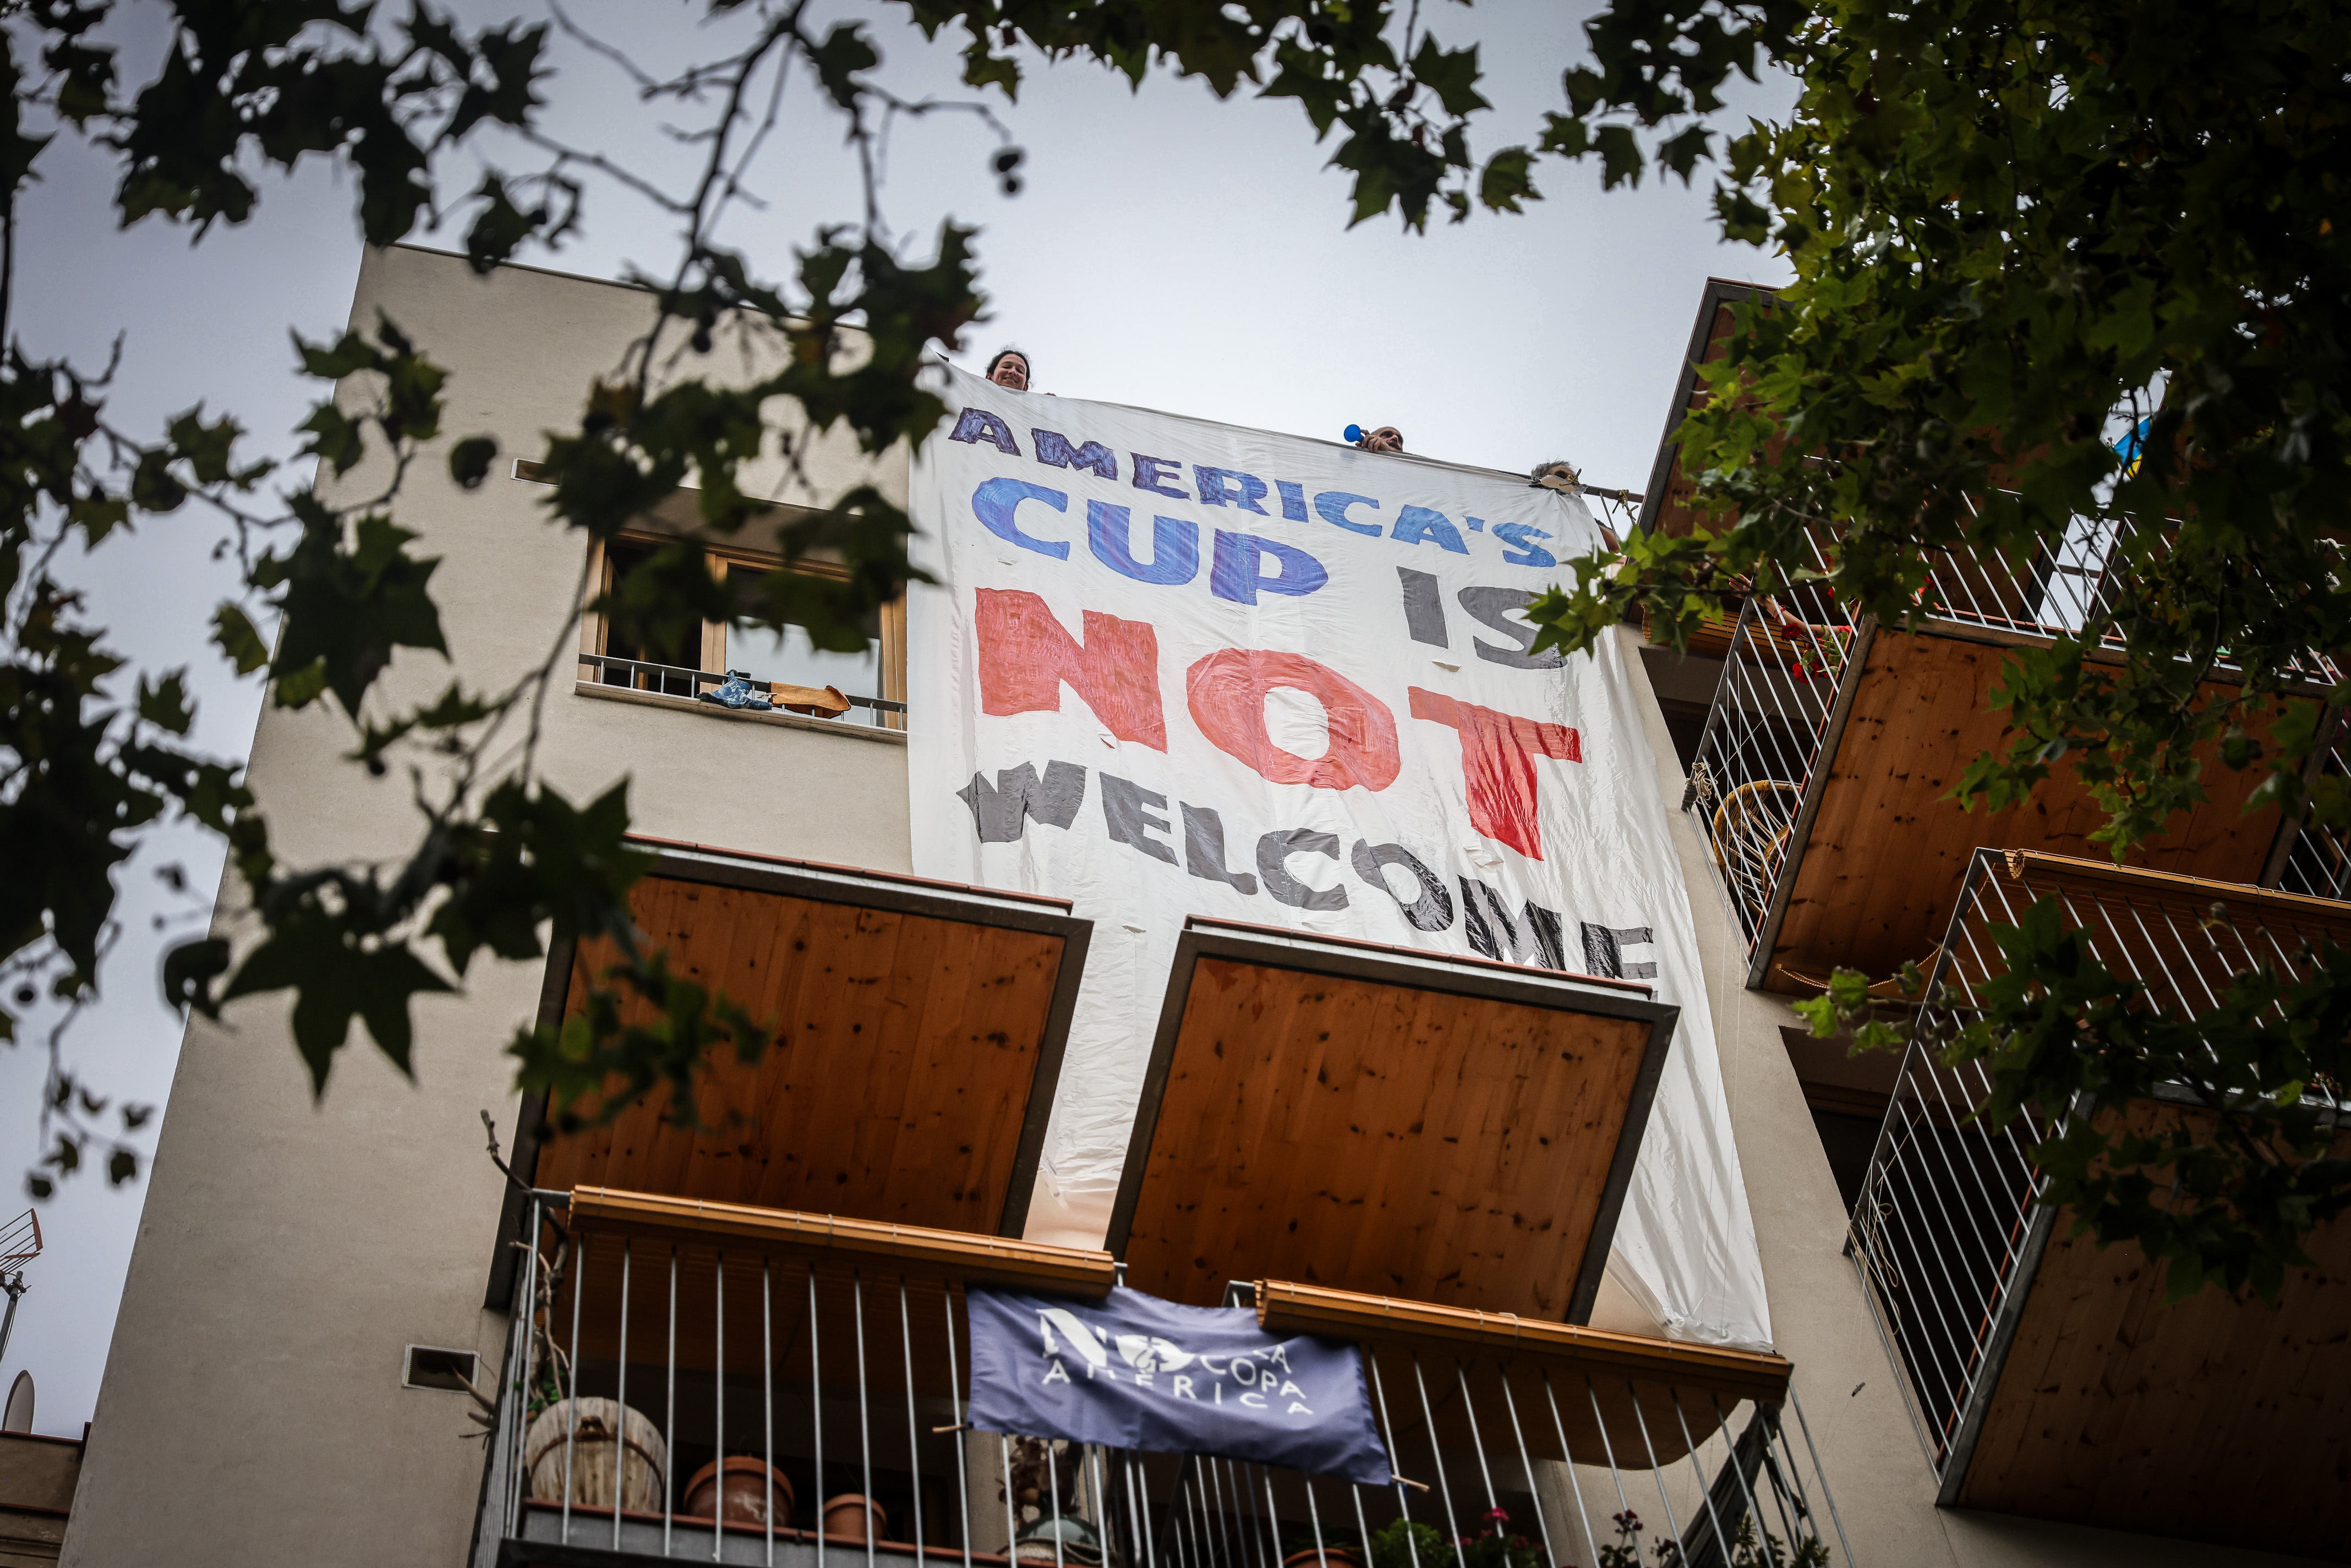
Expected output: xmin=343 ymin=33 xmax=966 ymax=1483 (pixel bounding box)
xmin=1 ymin=1 xmax=1790 ymax=1436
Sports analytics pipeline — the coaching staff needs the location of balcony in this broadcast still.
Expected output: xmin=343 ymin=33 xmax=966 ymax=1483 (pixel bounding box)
xmin=1107 ymin=920 xmax=1679 ymax=1323
xmin=472 ymin=844 xmax=1836 ymax=1566
xmin=488 ymin=843 xmax=1093 ymax=1306
xmin=2276 ymin=737 xmax=2351 ymax=902
xmin=1674 ymin=526 xmax=2344 ymax=993
xmin=1639 ymin=281 xmax=2344 ymax=993
xmin=1846 ymin=849 xmax=2351 ymax=1558
xmin=475 ymin=1187 xmax=1856 ymax=1568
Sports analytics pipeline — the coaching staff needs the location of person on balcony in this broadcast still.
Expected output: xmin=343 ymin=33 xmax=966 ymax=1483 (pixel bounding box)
xmin=986 ymin=348 xmax=1031 ymax=391
xmin=1347 ymin=423 xmax=1404 ymax=453
xmin=1530 ymin=458 xmax=1620 ymax=550
xmin=1528 ymin=458 xmax=1582 ymax=492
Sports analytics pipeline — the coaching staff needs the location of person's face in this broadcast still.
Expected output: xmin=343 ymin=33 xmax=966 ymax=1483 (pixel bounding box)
xmin=1363 ymin=426 xmax=1403 ymax=453
xmin=989 ymin=355 xmax=1029 ymax=391
xmin=1537 ymin=463 xmax=1579 ymax=490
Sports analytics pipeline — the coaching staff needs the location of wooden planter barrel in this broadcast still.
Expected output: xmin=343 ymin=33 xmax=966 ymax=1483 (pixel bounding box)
xmin=523 ymin=1397 xmax=666 ymax=1514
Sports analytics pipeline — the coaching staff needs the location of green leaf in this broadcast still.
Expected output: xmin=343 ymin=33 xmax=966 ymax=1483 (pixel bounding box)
xmin=809 ymin=23 xmax=881 ymax=109
xmin=1478 ymin=146 xmax=1539 ymax=214
xmin=265 ymin=508 xmax=447 ymax=715
xmin=1593 ymin=124 xmax=1644 ymax=189
xmin=448 ymin=435 xmax=499 ymax=489
xmin=136 ymin=670 xmax=195 ymax=735
xmin=1408 ymin=36 xmax=1490 ymax=118
xmin=212 ymin=603 xmax=272 ymax=675
xmin=163 ymin=937 xmax=232 ymax=1018
xmin=222 ymin=906 xmax=455 ymax=1094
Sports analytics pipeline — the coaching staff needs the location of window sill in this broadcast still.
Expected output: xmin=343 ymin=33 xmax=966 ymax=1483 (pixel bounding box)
xmin=572 ymin=679 xmax=909 ymax=744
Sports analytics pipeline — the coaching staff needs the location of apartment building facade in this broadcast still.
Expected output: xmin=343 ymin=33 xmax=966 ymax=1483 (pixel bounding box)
xmin=57 ymin=250 xmax=2347 ymax=1567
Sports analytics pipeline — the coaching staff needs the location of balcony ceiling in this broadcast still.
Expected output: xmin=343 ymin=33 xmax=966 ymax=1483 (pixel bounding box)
xmin=1107 ymin=920 xmax=1678 ymax=1323
xmin=1957 ymin=1108 xmax=2351 ymax=1559
xmin=1768 ymin=632 xmax=2286 ymax=991
xmin=527 ymin=843 xmax=1090 ymax=1240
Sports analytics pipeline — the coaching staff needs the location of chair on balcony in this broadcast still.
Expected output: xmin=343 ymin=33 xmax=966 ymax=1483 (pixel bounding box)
xmin=1710 ymin=779 xmax=1802 ymax=930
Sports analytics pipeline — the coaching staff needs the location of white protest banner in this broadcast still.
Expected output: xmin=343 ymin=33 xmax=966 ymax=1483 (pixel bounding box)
xmin=908 ymin=368 xmax=1770 ymax=1350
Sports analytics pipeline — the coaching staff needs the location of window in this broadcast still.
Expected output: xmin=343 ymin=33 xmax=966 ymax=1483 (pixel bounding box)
xmin=719 ymin=562 xmax=882 ymax=699
xmin=593 ymin=540 xmax=702 ymax=697
xmin=579 ymin=535 xmax=906 ymax=726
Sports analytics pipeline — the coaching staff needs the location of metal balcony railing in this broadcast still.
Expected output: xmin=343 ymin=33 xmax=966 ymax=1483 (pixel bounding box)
xmin=2276 ymin=741 xmax=2351 ymax=903
xmin=1678 ymin=531 xmax=1856 ymax=949
xmin=475 ymin=1189 xmax=1857 ymax=1568
xmin=1844 ymin=849 xmax=2351 ymax=1485
xmin=581 ymin=653 xmax=907 ymax=728
xmin=1679 ymin=518 xmax=2345 ymax=951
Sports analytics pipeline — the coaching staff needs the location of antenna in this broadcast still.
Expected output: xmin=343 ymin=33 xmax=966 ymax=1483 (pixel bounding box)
xmin=0 ymin=1209 xmax=40 ymax=1368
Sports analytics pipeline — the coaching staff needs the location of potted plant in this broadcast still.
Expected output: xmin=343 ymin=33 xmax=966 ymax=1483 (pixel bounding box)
xmin=1281 ymin=1523 xmax=1364 ymax=1568
xmin=684 ymin=1456 xmax=794 ymax=1528
xmin=1368 ymin=1518 xmax=1447 ymax=1568
xmin=823 ymin=1493 xmax=888 ymax=1543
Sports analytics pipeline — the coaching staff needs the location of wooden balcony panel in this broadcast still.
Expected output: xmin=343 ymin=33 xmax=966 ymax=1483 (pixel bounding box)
xmin=1637 ymin=278 xmax=1776 ymax=544
xmin=1257 ymin=1280 xmax=1792 ymax=1408
xmin=1954 ymin=1106 xmax=2351 ymax=1560
xmin=1852 ymin=853 xmax=2351 ymax=1559
xmin=494 ymin=845 xmax=1091 ymax=1307
xmin=1765 ymin=631 xmax=2287 ymax=992
xmin=1107 ymin=922 xmax=1678 ymax=1323
xmin=566 ymin=1186 xmax=1117 ymax=1293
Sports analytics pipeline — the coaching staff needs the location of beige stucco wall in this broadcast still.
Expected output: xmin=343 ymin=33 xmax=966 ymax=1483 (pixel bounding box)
xmin=62 ymin=246 xmax=917 ymax=1568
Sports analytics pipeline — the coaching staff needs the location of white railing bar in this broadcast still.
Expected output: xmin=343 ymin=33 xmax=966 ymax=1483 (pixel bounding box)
xmin=943 ymin=1290 xmax=972 ymax=1568
xmin=764 ymin=1259 xmax=776 ymax=1568
xmin=1452 ymin=1359 xmax=1501 ymax=1514
xmin=1706 ymin=1395 xmax=1775 ymax=1568
xmin=1408 ymin=1353 xmax=1463 ymax=1551
xmin=1668 ymin=1389 xmax=1735 ymax=1563
xmin=1347 ymin=1481 xmax=1377 ymax=1568
xmin=563 ymin=1233 xmax=586 ymax=1543
xmin=1622 ymin=1379 xmax=1685 ymax=1554
xmin=714 ymin=1251 xmax=726 ymax=1563
xmin=1043 ymin=1435 xmax=1068 ymax=1568
xmin=996 ymin=1435 xmax=1019 ymax=1567
xmin=899 ymin=1279 xmax=925 ymax=1566
xmin=615 ymin=1240 xmax=632 ymax=1550
xmin=664 ymin=1244 xmax=679 ymax=1556
xmin=1583 ymin=1375 xmax=1649 ymax=1568
xmin=810 ymin=1264 xmax=825 ymax=1568
xmin=1364 ymin=1353 xmax=1423 ymax=1568
xmin=852 ymin=1273 xmax=877 ymax=1568
xmin=1496 ymin=1368 xmax=1557 ymax=1568
xmin=1539 ymin=1369 xmax=1604 ymax=1568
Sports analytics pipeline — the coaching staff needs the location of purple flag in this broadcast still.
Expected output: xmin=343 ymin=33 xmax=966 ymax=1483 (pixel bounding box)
xmin=965 ymin=1285 xmax=1393 ymax=1487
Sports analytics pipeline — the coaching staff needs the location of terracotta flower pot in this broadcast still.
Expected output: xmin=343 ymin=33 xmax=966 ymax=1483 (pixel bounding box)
xmin=684 ymin=1455 xmax=795 ymax=1528
xmin=823 ymin=1492 xmax=887 ymax=1543
xmin=1285 ymin=1549 xmax=1364 ymax=1568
